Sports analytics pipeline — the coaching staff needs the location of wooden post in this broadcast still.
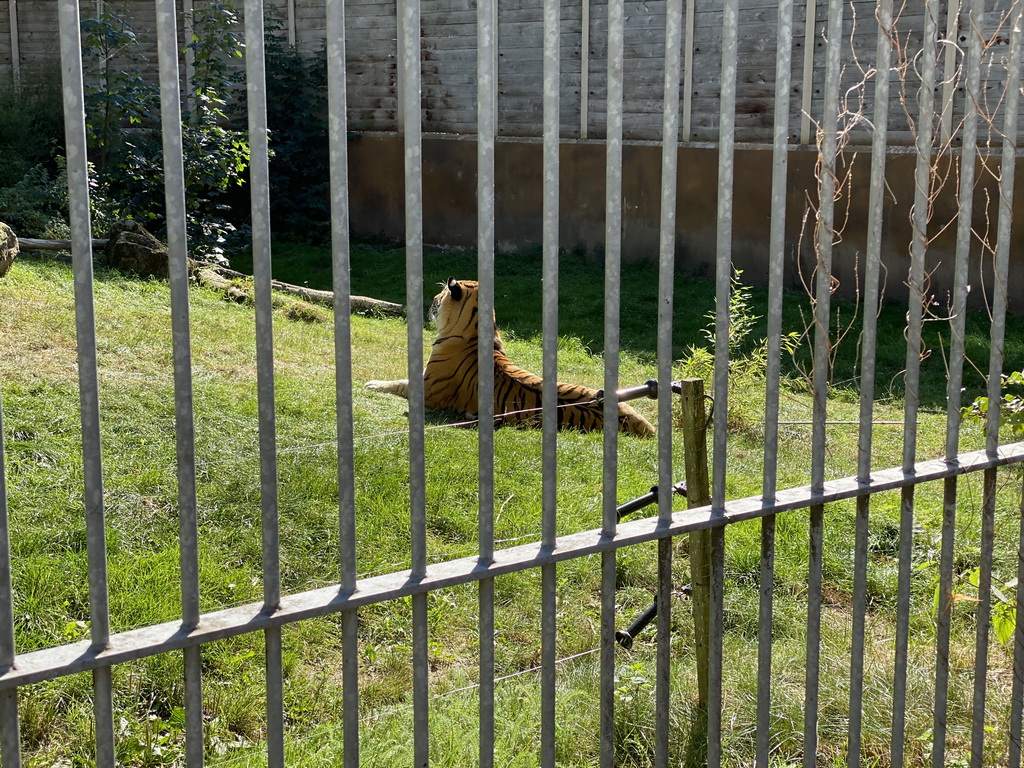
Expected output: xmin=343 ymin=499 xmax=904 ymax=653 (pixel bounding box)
xmin=679 ymin=377 xmax=711 ymax=710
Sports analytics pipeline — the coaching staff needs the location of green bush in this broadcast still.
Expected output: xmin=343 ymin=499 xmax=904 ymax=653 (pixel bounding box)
xmin=81 ymin=3 xmax=250 ymax=262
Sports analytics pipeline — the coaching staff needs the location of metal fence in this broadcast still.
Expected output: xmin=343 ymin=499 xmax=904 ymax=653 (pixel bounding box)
xmin=2 ymin=0 xmax=1024 ymax=766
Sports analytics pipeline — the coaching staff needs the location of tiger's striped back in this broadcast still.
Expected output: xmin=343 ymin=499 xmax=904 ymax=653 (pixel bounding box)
xmin=423 ymin=277 xmax=655 ymax=437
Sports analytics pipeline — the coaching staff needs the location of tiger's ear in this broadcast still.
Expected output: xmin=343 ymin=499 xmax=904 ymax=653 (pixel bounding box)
xmin=446 ymin=277 xmax=462 ymax=301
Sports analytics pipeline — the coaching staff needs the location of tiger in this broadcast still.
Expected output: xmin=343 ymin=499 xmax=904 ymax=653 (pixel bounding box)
xmin=365 ymin=277 xmax=656 ymax=437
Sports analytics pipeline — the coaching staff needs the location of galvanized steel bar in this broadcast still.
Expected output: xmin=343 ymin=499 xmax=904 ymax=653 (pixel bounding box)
xmin=0 ymin=690 xmax=18 ymax=768
xmin=985 ymin=0 xmax=1022 ymax=456
xmin=242 ymin=3 xmax=285 ymax=762
xmin=600 ymin=0 xmax=625 ymax=762
xmin=155 ymin=0 xmax=204 ymax=759
xmin=708 ymin=0 xmax=739 ymax=762
xmin=0 ymin=395 xmax=18 ymax=766
xmin=1010 ymin=473 xmax=1024 ymax=768
xmin=399 ymin=0 xmax=428 ymax=757
xmin=579 ymin=0 xmax=589 ymax=138
xmin=756 ymin=505 xmax=774 ymax=768
xmin=657 ymin=0 xmax=682 ymax=534
xmin=904 ymin=0 xmax=939 ymax=475
xmin=810 ymin=0 xmax=843 ymax=494
xmin=265 ymin=626 xmax=284 ymax=768
xmin=803 ymin=0 xmax=843 ymax=762
xmin=847 ymin=491 xmax=869 ymax=768
xmin=476 ymin=0 xmax=497 ymax=759
xmin=710 ymin=0 xmax=738 ymax=512
xmin=156 ymin=0 xmax=200 ymax=635
xmin=183 ymin=645 xmax=203 ymax=766
xmin=6 ymin=445 xmax=1024 ymax=691
xmin=540 ymin=0 xmax=559 ymax=760
xmin=945 ymin=0 xmax=982 ymax=461
xmin=327 ymin=0 xmax=356 ymax=593
xmin=970 ymin=468 xmax=997 ymax=767
xmin=602 ymin=0 xmax=624 ymax=537
xmin=655 ymin=0 xmax=682 ymax=760
xmin=244 ymin=0 xmax=280 ymax=621
xmin=325 ymin=0 xmax=360 ymax=759
xmin=757 ymin=3 xmax=793 ymax=760
xmin=762 ymin=0 xmax=794 ymax=501
xmin=682 ymin=0 xmax=694 ymax=141
xmin=57 ymin=0 xmax=116 ymax=761
xmin=848 ymin=3 xmax=899 ymax=746
xmin=802 ymin=503 xmax=825 ymax=768
xmin=799 ymin=0 xmax=816 ymax=145
xmin=940 ymin=0 xmax=962 ymax=144
xmin=934 ymin=474 xmax=957 ymax=766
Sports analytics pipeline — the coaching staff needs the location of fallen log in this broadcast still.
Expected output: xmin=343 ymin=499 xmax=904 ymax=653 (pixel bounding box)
xmin=18 ymin=237 xmax=109 ymax=251
xmin=194 ymin=262 xmax=405 ymax=317
xmin=14 ymin=238 xmax=405 ymax=317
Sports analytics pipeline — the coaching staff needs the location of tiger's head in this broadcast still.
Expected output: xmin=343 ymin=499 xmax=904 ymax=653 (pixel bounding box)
xmin=431 ymin=277 xmax=504 ymax=351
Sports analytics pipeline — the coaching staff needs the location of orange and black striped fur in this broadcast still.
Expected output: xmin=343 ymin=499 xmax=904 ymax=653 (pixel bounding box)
xmin=365 ymin=277 xmax=656 ymax=437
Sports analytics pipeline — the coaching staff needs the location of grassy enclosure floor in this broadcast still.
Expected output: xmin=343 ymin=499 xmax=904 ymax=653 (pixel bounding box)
xmin=3 ymin=244 xmax=1024 ymax=766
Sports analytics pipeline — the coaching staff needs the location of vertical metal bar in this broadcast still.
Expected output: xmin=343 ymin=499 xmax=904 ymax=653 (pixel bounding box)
xmin=399 ymin=0 xmax=428 ymax=759
xmin=984 ymin=0 xmax=1022 ymax=458
xmin=847 ymin=491 xmax=869 ymax=767
xmin=762 ymin=0 xmax=794 ymax=502
xmin=1010 ymin=473 xmax=1024 ymax=768
xmin=848 ymin=6 xmax=897 ymax=745
xmin=325 ymin=0 xmax=360 ymax=759
xmin=0 ymin=396 xmax=21 ymax=767
xmin=707 ymin=2 xmax=739 ymax=764
xmin=655 ymin=0 xmax=682 ymax=760
xmin=682 ymin=0 xmax=694 ymax=142
xmin=945 ymin=0 xmax=981 ymax=462
xmin=804 ymin=0 xmax=843 ymax=757
xmin=978 ymin=5 xmax=1022 ymax=764
xmin=755 ymin=508 xmax=774 ymax=767
xmin=579 ymin=0 xmax=589 ymax=138
xmin=8 ymin=0 xmax=20 ymax=88
xmin=477 ymin=0 xmax=497 ymax=759
xmin=540 ymin=0 xmax=560 ymax=758
xmin=970 ymin=468 xmax=996 ymax=767
xmin=944 ymin=5 xmax=983 ymax=765
xmin=57 ymin=0 xmax=115 ymax=763
xmin=933 ymin=477 xmax=955 ymax=767
xmin=287 ymin=0 xmax=296 ymax=46
xmin=905 ymin=0 xmax=939 ymax=477
xmin=799 ymin=0 xmax=816 ymax=145
xmin=242 ymin=2 xmax=285 ymax=765
xmin=940 ymin=0 xmax=961 ymax=145
xmin=802 ymin=504 xmax=824 ymax=768
xmin=757 ymin=2 xmax=794 ymax=763
xmin=155 ymin=0 xmax=203 ymax=761
xmin=600 ymin=0 xmax=624 ymax=760
xmin=711 ymin=0 xmax=738 ymax=513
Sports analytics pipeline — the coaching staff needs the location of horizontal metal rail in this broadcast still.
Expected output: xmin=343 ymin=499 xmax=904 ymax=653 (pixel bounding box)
xmin=3 ymin=441 xmax=1021 ymax=692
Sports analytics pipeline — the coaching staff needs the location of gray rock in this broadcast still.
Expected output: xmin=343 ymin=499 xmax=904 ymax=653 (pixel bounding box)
xmin=105 ymin=220 xmax=169 ymax=278
xmin=0 ymin=222 xmax=18 ymax=279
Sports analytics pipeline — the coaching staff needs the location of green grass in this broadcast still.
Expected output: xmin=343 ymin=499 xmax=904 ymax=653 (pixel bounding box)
xmin=3 ymin=247 xmax=1023 ymax=766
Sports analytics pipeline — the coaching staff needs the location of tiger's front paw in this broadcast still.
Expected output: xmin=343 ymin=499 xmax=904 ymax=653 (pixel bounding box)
xmin=365 ymin=379 xmax=410 ymax=399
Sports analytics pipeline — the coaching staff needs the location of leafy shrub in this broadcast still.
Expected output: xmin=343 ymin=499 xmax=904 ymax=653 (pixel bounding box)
xmin=81 ymin=3 xmax=249 ymax=262
xmin=0 ymin=74 xmax=67 ymax=238
xmin=965 ymin=368 xmax=1024 ymax=437
xmin=0 ymin=164 xmax=71 ymax=239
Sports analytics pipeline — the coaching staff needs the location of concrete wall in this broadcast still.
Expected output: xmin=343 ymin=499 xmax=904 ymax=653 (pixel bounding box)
xmin=348 ymin=134 xmax=1024 ymax=312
